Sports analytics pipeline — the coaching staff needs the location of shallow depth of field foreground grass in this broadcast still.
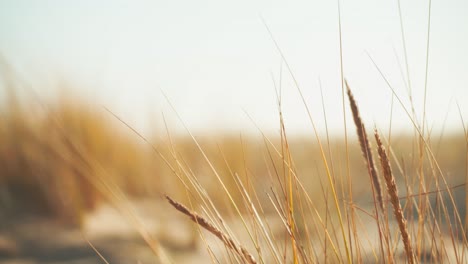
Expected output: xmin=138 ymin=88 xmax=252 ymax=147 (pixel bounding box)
xmin=159 ymin=82 xmax=468 ymax=264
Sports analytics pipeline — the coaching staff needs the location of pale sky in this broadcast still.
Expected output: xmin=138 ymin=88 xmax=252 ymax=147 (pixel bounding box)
xmin=0 ymin=0 xmax=467 ymax=136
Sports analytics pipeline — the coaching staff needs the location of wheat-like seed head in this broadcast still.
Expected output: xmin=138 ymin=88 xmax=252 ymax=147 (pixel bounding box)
xmin=375 ymin=130 xmax=415 ymax=264
xmin=165 ymin=195 xmax=257 ymax=264
xmin=345 ymin=80 xmax=385 ymax=212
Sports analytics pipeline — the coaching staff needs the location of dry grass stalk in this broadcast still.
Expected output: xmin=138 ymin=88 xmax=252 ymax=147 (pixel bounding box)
xmin=374 ymin=130 xmax=415 ymax=264
xmin=165 ymin=195 xmax=257 ymax=264
xmin=345 ymin=81 xmax=384 ymax=212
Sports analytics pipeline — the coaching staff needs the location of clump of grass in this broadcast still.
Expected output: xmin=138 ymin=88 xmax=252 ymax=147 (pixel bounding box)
xmin=0 ymin=79 xmax=155 ymax=225
xmin=160 ymin=80 xmax=467 ymax=263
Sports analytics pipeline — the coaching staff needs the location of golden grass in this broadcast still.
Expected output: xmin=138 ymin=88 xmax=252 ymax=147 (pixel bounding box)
xmin=156 ymin=82 xmax=466 ymax=263
xmin=1 ymin=72 xmax=467 ymax=263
